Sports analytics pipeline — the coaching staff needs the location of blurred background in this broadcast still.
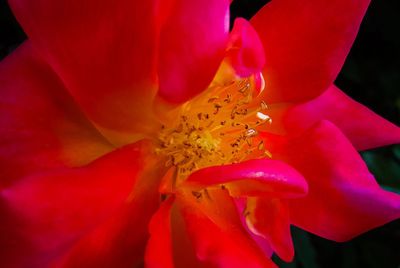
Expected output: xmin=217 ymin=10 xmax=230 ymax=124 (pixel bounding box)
xmin=1 ymin=0 xmax=399 ymax=267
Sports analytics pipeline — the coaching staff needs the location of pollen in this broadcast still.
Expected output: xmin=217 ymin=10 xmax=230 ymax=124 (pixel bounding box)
xmin=155 ymin=75 xmax=272 ymax=183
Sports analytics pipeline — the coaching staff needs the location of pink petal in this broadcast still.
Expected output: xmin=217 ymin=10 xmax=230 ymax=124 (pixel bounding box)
xmin=273 ymin=120 xmax=400 ymax=241
xmin=183 ymin=159 xmax=308 ymax=198
xmin=157 ymin=0 xmax=229 ymax=103
xmin=251 ymin=0 xmax=370 ymax=103
xmin=9 ymin=0 xmax=161 ymax=144
xmin=0 ymin=141 xmax=159 ymax=267
xmin=0 ymin=42 xmax=112 ymax=186
xmin=226 ymin=18 xmax=266 ymax=77
xmin=284 ymin=85 xmax=400 ymax=150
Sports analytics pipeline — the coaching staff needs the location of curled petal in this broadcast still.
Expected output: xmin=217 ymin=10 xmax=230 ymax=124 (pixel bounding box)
xmin=157 ymin=0 xmax=230 ymax=103
xmin=251 ymin=0 xmax=370 ymax=103
xmin=284 ymin=85 xmax=400 ymax=150
xmin=226 ymin=18 xmax=266 ymax=77
xmin=183 ymin=159 xmax=308 ymax=198
xmin=273 ymin=120 xmax=400 ymax=241
xmin=0 ymin=141 xmax=158 ymax=267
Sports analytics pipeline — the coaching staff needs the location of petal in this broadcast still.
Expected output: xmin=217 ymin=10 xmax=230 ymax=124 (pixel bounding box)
xmin=157 ymin=0 xmax=230 ymax=103
xmin=0 ymin=141 xmax=156 ymax=267
xmin=247 ymin=198 xmax=294 ymax=262
xmin=284 ymin=85 xmax=400 ymax=150
xmin=145 ymin=197 xmax=175 ymax=268
xmin=234 ymin=197 xmax=274 ymax=258
xmin=251 ymin=0 xmax=370 ymax=103
xmin=56 ymin=154 xmax=165 ymax=268
xmin=146 ymin=197 xmax=207 ymax=268
xmin=169 ymin=199 xmax=201 ymax=268
xmin=273 ymin=121 xmax=400 ymax=241
xmin=226 ymin=18 xmax=266 ymax=77
xmin=183 ymin=159 xmax=308 ymax=198
xmin=0 ymin=42 xmax=112 ymax=185
xmin=9 ymin=0 xmax=161 ymax=144
xmin=177 ymin=188 xmax=276 ymax=268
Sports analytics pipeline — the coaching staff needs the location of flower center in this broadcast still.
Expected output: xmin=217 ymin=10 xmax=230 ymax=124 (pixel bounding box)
xmin=156 ymin=75 xmax=272 ymax=183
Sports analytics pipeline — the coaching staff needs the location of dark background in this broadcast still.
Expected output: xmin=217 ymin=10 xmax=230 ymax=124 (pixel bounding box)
xmin=1 ymin=0 xmax=399 ymax=267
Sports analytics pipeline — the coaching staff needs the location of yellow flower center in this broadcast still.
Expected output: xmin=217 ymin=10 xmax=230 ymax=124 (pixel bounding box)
xmin=155 ymin=75 xmax=272 ymax=183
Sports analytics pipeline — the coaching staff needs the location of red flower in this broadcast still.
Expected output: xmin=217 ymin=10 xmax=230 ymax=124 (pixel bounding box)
xmin=1 ymin=0 xmax=399 ymax=267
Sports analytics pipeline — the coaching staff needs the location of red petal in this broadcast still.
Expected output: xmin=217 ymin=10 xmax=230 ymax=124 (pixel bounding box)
xmin=9 ymin=0 xmax=161 ymax=144
xmin=0 ymin=42 xmax=112 ymax=185
xmin=169 ymin=199 xmax=201 ymax=268
xmin=226 ymin=18 xmax=266 ymax=77
xmin=183 ymin=159 xmax=307 ymax=198
xmin=284 ymin=85 xmax=400 ymax=150
xmin=251 ymin=0 xmax=370 ymax=103
xmin=145 ymin=197 xmax=175 ymax=268
xmin=274 ymin=121 xmax=400 ymax=241
xmin=0 ymin=141 xmax=157 ymax=267
xmin=177 ymin=188 xmax=276 ymax=267
xmin=157 ymin=0 xmax=229 ymax=103
xmin=247 ymin=198 xmax=294 ymax=262
xmin=54 ymin=150 xmax=165 ymax=267
xmin=234 ymin=198 xmax=274 ymax=258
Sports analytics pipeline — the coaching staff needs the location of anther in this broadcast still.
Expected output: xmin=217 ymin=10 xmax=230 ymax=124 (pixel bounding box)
xmin=260 ymin=101 xmax=268 ymax=110
xmin=245 ymin=128 xmax=258 ymax=138
xmin=192 ymin=191 xmax=202 ymax=199
xmin=256 ymin=112 xmax=272 ymax=123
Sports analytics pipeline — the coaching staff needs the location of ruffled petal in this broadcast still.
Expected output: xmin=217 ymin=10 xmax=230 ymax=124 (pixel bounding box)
xmin=272 ymin=121 xmax=400 ymax=241
xmin=284 ymin=85 xmax=400 ymax=150
xmin=9 ymin=0 xmax=161 ymax=144
xmin=0 ymin=141 xmax=156 ymax=267
xmin=0 ymin=42 xmax=112 ymax=185
xmin=145 ymin=197 xmax=175 ymax=268
xmin=177 ymin=188 xmax=276 ymax=268
xmin=157 ymin=0 xmax=229 ymax=103
xmin=226 ymin=18 xmax=266 ymax=77
xmin=251 ymin=0 xmax=370 ymax=103
xmin=183 ymin=159 xmax=307 ymax=198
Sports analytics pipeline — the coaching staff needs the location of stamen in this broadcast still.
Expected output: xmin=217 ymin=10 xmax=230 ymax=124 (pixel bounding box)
xmin=155 ymin=75 xmax=273 ymax=186
xmin=245 ymin=128 xmax=258 ymax=138
xmin=260 ymin=101 xmax=268 ymax=110
xmin=256 ymin=112 xmax=272 ymax=124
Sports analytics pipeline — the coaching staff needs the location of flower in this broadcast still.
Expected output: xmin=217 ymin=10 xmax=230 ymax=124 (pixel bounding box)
xmin=1 ymin=0 xmax=400 ymax=267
